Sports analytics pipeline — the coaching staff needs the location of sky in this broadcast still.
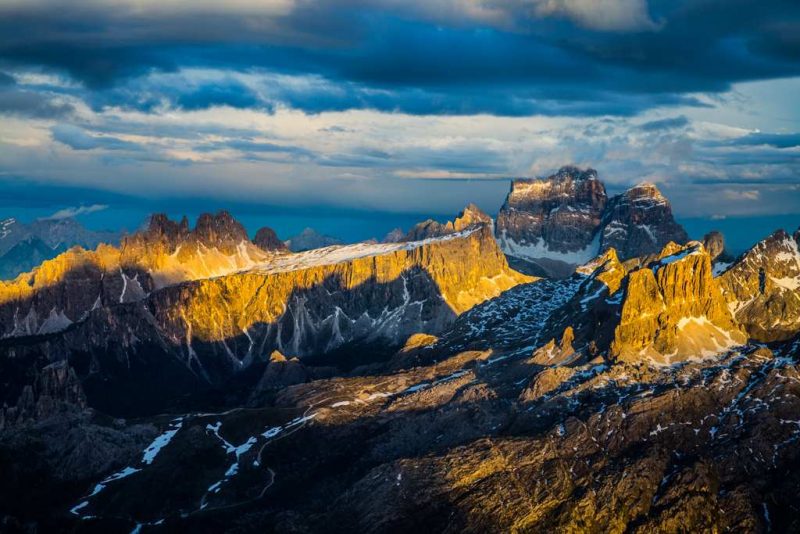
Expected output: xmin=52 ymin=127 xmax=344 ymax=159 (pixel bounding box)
xmin=0 ymin=0 xmax=798 ymax=247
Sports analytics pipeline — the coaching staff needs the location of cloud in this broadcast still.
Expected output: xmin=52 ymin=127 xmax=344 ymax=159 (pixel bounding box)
xmin=0 ymin=87 xmax=74 ymax=118
xmin=726 ymin=132 xmax=800 ymax=149
xmin=51 ymin=124 xmax=140 ymax=151
xmin=176 ymin=81 xmax=264 ymax=111
xmin=42 ymin=203 xmax=109 ymax=219
xmin=637 ymin=116 xmax=690 ymax=132
xmin=531 ymin=0 xmax=658 ymax=31
xmin=722 ymin=189 xmax=761 ymax=201
xmin=0 ymin=0 xmax=797 ymax=117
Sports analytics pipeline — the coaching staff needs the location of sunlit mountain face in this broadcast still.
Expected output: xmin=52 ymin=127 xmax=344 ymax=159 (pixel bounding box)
xmin=1 ymin=1 xmax=800 ymax=532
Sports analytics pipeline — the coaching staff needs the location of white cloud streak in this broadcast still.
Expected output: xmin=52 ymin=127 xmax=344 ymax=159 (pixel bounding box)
xmin=42 ymin=204 xmax=109 ymax=220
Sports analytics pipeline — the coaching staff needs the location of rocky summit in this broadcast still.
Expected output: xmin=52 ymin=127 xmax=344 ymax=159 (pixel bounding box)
xmin=599 ymin=182 xmax=689 ymax=260
xmin=496 ymin=166 xmax=607 ymax=276
xmin=1 ymin=193 xmax=800 ymax=534
xmin=496 ymin=167 xmax=689 ymax=277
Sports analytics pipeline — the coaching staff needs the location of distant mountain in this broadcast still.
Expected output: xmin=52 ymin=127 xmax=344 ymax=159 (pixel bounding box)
xmin=381 ymin=227 xmax=405 ymax=243
xmin=252 ymin=226 xmax=289 ymax=252
xmin=284 ymin=227 xmax=343 ymax=252
xmin=719 ymin=228 xmax=800 ymax=341
xmin=495 ymin=166 xmax=607 ymax=277
xmin=495 ymin=166 xmax=689 ymax=277
xmin=0 ymin=217 xmax=120 ymax=280
xmin=0 ymin=237 xmax=64 ymax=280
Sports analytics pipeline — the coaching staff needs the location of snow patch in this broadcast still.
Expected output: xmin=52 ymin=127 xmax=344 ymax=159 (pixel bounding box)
xmin=142 ymin=419 xmax=183 ymax=465
xmin=499 ymin=230 xmax=600 ymax=265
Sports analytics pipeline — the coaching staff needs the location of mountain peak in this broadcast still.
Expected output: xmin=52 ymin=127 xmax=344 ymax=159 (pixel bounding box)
xmin=497 ymin=167 xmax=608 ymax=275
xmin=404 ymin=204 xmax=492 ymax=242
xmin=193 ymin=210 xmax=248 ymax=247
xmin=285 ymin=227 xmax=343 ymax=252
xmin=611 ymin=240 xmax=746 ymax=364
xmin=625 ymin=181 xmax=666 ymax=202
xmin=719 ymin=226 xmax=800 ymax=341
xmin=554 ymin=165 xmax=598 ymax=181
xmin=252 ymin=226 xmax=288 ymax=252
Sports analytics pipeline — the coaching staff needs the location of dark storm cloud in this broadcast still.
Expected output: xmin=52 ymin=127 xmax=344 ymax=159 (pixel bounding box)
xmin=0 ymin=1 xmax=798 ymax=117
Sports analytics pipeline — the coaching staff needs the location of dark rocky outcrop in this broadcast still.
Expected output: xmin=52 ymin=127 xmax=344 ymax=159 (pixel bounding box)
xmin=1 ymin=361 xmax=87 ymax=430
xmin=599 ymin=182 xmax=689 ymax=259
xmin=702 ymin=230 xmax=726 ymax=262
xmin=252 ymin=227 xmax=288 ymax=252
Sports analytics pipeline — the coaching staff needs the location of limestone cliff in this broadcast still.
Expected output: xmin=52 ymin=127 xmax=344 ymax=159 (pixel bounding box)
xmin=404 ymin=203 xmax=492 ymax=241
xmin=0 ymin=211 xmax=273 ymax=338
xmin=0 ymin=217 xmax=531 ymax=415
xmin=611 ymin=242 xmax=746 ymax=364
xmin=152 ymin=224 xmax=530 ymax=362
xmin=719 ymin=228 xmax=800 ymax=342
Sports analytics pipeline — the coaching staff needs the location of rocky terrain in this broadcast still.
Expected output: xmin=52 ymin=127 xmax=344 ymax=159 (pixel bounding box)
xmin=0 ymin=188 xmax=799 ymax=533
xmin=0 ymin=208 xmax=529 ymax=419
xmin=719 ymin=228 xmax=800 ymax=342
xmin=496 ymin=167 xmax=690 ymax=277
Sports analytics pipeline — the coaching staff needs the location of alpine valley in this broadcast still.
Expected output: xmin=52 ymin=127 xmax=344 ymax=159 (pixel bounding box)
xmin=2 ymin=167 xmax=800 ymax=534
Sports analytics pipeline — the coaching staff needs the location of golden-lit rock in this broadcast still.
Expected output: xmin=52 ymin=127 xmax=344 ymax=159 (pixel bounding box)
xmin=719 ymin=228 xmax=800 ymax=342
xmin=611 ymin=241 xmax=747 ymax=364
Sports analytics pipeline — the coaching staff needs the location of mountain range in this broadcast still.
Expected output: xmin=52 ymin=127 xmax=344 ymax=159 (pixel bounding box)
xmin=0 ymin=217 xmax=120 ymax=280
xmin=0 ymin=167 xmax=799 ymax=533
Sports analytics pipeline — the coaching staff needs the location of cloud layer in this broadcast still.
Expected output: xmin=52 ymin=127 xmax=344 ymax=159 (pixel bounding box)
xmin=0 ymin=0 xmax=797 ymax=224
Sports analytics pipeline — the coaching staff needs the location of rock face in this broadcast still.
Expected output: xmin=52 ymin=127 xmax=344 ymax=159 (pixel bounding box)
xmin=285 ymin=228 xmax=343 ymax=252
xmin=496 ymin=166 xmax=607 ymax=275
xmin=1 ymin=361 xmax=87 ymax=430
xmin=702 ymin=231 xmax=726 ymax=262
xmin=404 ymin=204 xmax=492 ymax=241
xmin=496 ymin=168 xmax=689 ymax=277
xmin=0 ymin=211 xmax=531 ymax=417
xmin=146 ymin=224 xmax=529 ymax=367
xmin=599 ymin=183 xmax=689 ymax=260
xmin=611 ymin=242 xmax=746 ymax=364
xmin=719 ymin=228 xmax=800 ymax=342
xmin=0 ymin=211 xmax=272 ymax=339
xmin=252 ymin=227 xmax=288 ymax=252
